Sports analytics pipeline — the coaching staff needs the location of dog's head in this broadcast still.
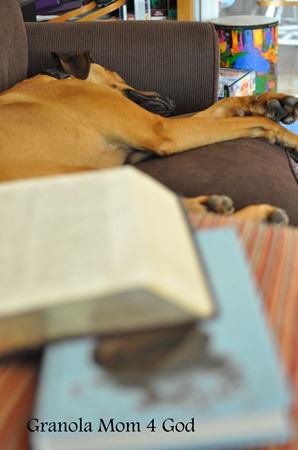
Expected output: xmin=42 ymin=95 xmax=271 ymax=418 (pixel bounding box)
xmin=51 ymin=51 xmax=176 ymax=117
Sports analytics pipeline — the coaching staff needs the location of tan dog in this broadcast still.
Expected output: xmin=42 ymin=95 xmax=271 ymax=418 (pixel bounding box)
xmin=1 ymin=51 xmax=298 ymax=223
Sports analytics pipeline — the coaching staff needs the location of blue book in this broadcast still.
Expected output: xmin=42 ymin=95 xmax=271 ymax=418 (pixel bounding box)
xmin=30 ymin=228 xmax=293 ymax=450
xmin=281 ymin=121 xmax=298 ymax=134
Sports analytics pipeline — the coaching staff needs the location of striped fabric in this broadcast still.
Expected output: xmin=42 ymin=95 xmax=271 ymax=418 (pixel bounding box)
xmin=0 ymin=354 xmax=39 ymax=450
xmin=189 ymin=212 xmax=298 ymax=450
xmin=0 ymin=213 xmax=297 ymax=450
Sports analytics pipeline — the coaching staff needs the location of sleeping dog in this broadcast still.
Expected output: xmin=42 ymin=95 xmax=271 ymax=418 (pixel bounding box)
xmin=1 ymin=50 xmax=297 ymax=223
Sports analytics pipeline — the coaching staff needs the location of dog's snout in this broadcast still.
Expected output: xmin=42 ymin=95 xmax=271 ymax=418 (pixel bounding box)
xmin=155 ymin=95 xmax=176 ymax=117
xmin=124 ymin=89 xmax=176 ymax=117
xmin=163 ymin=97 xmax=176 ymax=114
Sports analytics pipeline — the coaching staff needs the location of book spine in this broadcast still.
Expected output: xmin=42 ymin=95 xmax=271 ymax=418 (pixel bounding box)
xmin=119 ymin=4 xmax=128 ymax=20
xmin=224 ymin=85 xmax=230 ymax=97
xmin=199 ymin=0 xmax=219 ymax=21
xmin=134 ymin=0 xmax=151 ymax=20
xmin=151 ymin=0 xmax=167 ymax=20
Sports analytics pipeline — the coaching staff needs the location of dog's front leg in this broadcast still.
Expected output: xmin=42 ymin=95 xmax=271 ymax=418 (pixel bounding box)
xmin=153 ymin=116 xmax=298 ymax=156
xmin=197 ymin=93 xmax=298 ymax=124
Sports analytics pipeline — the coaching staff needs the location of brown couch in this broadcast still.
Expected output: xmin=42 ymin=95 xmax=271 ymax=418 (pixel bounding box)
xmin=2 ymin=0 xmax=298 ymax=225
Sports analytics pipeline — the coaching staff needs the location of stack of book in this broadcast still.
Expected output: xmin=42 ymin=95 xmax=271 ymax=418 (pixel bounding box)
xmin=122 ymin=0 xmax=169 ymax=20
xmin=36 ymin=0 xmax=173 ymax=21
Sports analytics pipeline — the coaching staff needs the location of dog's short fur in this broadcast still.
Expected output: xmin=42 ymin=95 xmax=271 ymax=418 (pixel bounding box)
xmin=1 ymin=51 xmax=298 ymax=224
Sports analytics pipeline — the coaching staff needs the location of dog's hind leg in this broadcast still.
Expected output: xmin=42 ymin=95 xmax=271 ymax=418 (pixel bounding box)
xmin=184 ymin=196 xmax=289 ymax=225
xmin=182 ymin=195 xmax=234 ymax=215
xmin=233 ymin=204 xmax=289 ymax=225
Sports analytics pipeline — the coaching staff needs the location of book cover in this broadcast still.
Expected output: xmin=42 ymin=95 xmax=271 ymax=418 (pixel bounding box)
xmin=151 ymin=0 xmax=167 ymax=20
xmin=0 ymin=167 xmax=214 ymax=354
xmin=29 ymin=228 xmax=293 ymax=450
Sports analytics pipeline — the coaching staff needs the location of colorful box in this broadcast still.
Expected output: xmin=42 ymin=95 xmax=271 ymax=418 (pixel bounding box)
xmin=218 ymin=68 xmax=256 ymax=99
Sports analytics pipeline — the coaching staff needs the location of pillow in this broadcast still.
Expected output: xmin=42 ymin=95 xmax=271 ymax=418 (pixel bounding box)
xmin=135 ymin=138 xmax=298 ymax=226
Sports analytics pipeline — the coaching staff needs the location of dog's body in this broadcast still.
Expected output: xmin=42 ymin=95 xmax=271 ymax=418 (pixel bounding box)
xmin=1 ymin=51 xmax=298 ymax=223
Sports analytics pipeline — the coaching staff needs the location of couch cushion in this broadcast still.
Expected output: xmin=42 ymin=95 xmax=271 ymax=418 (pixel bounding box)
xmin=0 ymin=0 xmax=28 ymax=92
xmin=135 ymin=138 xmax=298 ymax=227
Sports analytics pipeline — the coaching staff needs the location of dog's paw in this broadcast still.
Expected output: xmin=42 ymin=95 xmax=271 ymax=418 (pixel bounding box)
xmin=267 ymin=208 xmax=289 ymax=226
xmin=206 ymin=195 xmax=235 ymax=215
xmin=266 ymin=95 xmax=298 ymax=124
xmin=182 ymin=195 xmax=234 ymax=215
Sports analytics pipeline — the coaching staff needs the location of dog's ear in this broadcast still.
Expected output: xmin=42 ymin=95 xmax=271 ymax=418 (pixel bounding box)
xmin=51 ymin=51 xmax=92 ymax=80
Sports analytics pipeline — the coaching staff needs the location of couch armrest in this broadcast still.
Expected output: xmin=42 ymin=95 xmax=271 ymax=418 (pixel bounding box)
xmin=25 ymin=21 xmax=219 ymax=115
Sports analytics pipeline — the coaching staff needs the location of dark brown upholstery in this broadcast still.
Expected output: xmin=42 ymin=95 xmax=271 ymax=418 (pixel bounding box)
xmin=25 ymin=21 xmax=219 ymax=115
xmin=0 ymin=0 xmax=28 ymax=92
xmin=135 ymin=139 xmax=298 ymax=226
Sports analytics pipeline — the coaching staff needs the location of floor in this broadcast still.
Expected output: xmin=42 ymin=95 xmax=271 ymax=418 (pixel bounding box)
xmin=278 ymin=44 xmax=298 ymax=95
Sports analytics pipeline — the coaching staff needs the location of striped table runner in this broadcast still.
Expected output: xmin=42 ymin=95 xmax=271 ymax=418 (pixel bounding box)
xmin=0 ymin=352 xmax=40 ymax=450
xmin=189 ymin=212 xmax=298 ymax=450
xmin=0 ymin=213 xmax=297 ymax=450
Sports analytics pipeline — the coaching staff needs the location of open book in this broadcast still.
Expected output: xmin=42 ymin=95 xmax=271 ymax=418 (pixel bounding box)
xmin=0 ymin=167 xmax=215 ymax=354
